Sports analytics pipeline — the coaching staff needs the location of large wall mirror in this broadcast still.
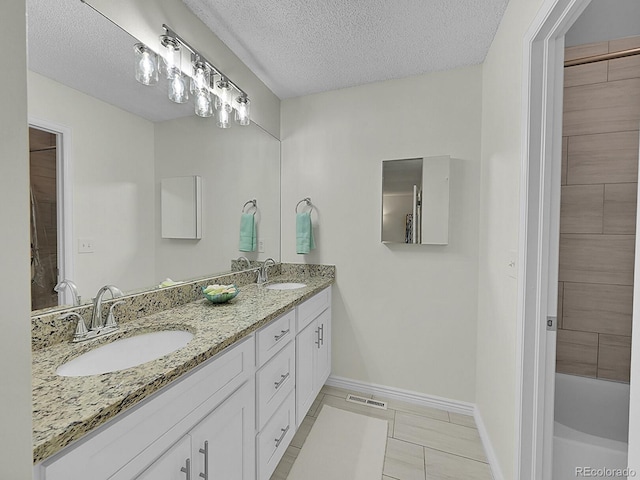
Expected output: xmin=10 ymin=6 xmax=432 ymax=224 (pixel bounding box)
xmin=27 ymin=0 xmax=281 ymax=313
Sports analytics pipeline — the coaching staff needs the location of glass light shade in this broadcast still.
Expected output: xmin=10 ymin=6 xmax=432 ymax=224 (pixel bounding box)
xmin=191 ymin=61 xmax=210 ymax=94
xmin=215 ymin=80 xmax=232 ymax=110
xmin=160 ymin=35 xmax=181 ymax=79
xmin=195 ymin=90 xmax=213 ymax=117
xmin=168 ymin=72 xmax=189 ymax=104
xmin=234 ymin=96 xmax=250 ymax=126
xmin=216 ymin=102 xmax=231 ymax=128
xmin=133 ymin=43 xmax=158 ymax=86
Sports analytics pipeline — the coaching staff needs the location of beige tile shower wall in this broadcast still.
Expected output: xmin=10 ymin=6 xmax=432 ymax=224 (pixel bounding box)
xmin=557 ymin=37 xmax=640 ymax=383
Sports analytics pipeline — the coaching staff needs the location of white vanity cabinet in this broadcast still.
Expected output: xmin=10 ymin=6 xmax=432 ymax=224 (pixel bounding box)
xmin=35 ymin=337 xmax=255 ymax=480
xmin=295 ymin=288 xmax=331 ymax=427
xmin=34 ymin=286 xmax=333 ymax=480
xmin=137 ymin=381 xmax=254 ymax=480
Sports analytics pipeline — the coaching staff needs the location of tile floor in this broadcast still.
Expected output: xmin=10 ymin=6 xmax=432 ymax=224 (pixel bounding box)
xmin=270 ymin=385 xmax=493 ymax=480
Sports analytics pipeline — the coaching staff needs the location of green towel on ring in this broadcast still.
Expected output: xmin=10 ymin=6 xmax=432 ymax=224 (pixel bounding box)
xmin=239 ymin=213 xmax=256 ymax=252
xmin=296 ymin=212 xmax=316 ymax=254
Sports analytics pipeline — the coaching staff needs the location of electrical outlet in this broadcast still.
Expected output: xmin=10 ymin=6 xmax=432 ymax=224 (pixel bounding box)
xmin=78 ymin=238 xmax=95 ymax=253
xmin=258 ymin=240 xmax=265 ymax=253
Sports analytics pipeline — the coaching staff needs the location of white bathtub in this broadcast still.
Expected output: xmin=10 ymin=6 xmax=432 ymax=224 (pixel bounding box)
xmin=553 ymin=373 xmax=629 ymax=479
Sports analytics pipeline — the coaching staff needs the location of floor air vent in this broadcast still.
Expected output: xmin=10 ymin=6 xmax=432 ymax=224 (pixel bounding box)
xmin=346 ymin=394 xmax=388 ymax=410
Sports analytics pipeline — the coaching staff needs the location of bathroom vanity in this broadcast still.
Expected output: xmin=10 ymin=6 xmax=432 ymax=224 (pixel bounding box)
xmin=32 ymin=275 xmax=332 ymax=480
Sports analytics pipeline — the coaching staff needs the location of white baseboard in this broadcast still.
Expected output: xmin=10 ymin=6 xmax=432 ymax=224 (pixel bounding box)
xmin=473 ymin=406 xmax=504 ymax=480
xmin=325 ymin=375 xmax=503 ymax=480
xmin=326 ymin=375 xmax=474 ymax=416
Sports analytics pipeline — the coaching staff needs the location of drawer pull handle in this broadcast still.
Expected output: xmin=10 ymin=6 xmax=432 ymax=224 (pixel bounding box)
xmin=198 ymin=440 xmax=209 ymax=480
xmin=274 ymin=372 xmax=290 ymax=389
xmin=180 ymin=458 xmax=191 ymax=480
xmin=319 ymin=324 xmax=324 ymax=346
xmin=315 ymin=328 xmax=320 ymax=348
xmin=274 ymin=329 xmax=290 ymax=341
xmin=275 ymin=424 xmax=290 ymax=447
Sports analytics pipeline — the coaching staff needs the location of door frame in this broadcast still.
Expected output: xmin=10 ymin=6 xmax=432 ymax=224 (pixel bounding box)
xmin=516 ymin=0 xmax=592 ymax=478
xmin=29 ymin=116 xmax=74 ymax=306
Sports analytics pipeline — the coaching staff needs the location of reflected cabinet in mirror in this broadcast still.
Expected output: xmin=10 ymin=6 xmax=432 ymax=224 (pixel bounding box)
xmin=381 ymin=156 xmax=450 ymax=245
xmin=27 ymin=0 xmax=281 ymax=313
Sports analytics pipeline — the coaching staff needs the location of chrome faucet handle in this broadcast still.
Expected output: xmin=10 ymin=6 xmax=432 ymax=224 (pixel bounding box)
xmin=105 ymin=301 xmax=125 ymax=329
xmin=60 ymin=312 xmax=88 ymax=341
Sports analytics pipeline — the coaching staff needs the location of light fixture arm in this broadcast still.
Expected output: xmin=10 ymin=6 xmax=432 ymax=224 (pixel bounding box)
xmin=162 ymin=24 xmax=247 ymax=98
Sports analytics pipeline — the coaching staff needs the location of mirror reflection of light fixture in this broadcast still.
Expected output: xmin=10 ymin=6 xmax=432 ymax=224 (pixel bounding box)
xmin=134 ymin=24 xmax=251 ymax=129
xmin=168 ymin=71 xmax=189 ymax=104
xmin=133 ymin=43 xmax=159 ymax=86
xmin=235 ymin=95 xmax=250 ymax=126
xmin=195 ymin=89 xmax=213 ymax=118
xmin=215 ymin=79 xmax=232 ymax=128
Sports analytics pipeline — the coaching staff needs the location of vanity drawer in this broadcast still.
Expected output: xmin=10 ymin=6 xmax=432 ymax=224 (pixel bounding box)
xmin=297 ymin=287 xmax=331 ymax=331
xmin=257 ymin=391 xmax=296 ymax=480
xmin=256 ymin=341 xmax=295 ymax=430
xmin=256 ymin=309 xmax=295 ymax=366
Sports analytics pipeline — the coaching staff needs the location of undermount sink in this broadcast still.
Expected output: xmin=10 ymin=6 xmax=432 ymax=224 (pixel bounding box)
xmin=56 ymin=330 xmax=194 ymax=377
xmin=265 ymin=282 xmax=307 ymax=290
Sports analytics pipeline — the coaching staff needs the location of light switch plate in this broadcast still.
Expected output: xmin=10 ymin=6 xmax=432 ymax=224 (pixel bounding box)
xmin=258 ymin=240 xmax=265 ymax=253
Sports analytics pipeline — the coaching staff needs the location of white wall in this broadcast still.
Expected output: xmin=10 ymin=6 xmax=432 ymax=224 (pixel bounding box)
xmin=154 ymin=118 xmax=280 ymax=281
xmin=87 ymin=0 xmax=281 ymax=139
xmin=476 ymin=0 xmax=545 ymax=478
xmin=28 ymin=72 xmax=156 ymax=300
xmin=281 ymin=66 xmax=482 ymax=402
xmin=566 ymin=0 xmax=640 ymax=47
xmin=0 ymin=0 xmax=33 ymax=477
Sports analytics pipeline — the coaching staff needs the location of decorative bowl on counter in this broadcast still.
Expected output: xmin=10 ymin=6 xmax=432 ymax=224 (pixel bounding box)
xmin=202 ymin=284 xmax=240 ymax=303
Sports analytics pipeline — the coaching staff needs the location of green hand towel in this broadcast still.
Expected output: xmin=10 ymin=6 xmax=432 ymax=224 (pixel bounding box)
xmin=239 ymin=213 xmax=256 ymax=252
xmin=296 ymin=212 xmax=315 ymax=254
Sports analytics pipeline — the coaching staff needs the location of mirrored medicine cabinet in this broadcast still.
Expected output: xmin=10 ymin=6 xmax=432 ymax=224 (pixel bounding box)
xmin=381 ymin=156 xmax=450 ymax=245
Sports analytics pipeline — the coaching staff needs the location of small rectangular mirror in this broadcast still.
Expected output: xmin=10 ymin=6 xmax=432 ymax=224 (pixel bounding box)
xmin=381 ymin=156 xmax=450 ymax=245
xmin=161 ymin=176 xmax=202 ymax=239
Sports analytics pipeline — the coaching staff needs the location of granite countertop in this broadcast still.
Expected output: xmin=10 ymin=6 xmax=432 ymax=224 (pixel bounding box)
xmin=32 ymin=275 xmax=333 ymax=464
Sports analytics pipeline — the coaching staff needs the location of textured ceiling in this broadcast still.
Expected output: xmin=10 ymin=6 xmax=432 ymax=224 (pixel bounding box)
xmin=182 ymin=0 xmax=510 ymax=99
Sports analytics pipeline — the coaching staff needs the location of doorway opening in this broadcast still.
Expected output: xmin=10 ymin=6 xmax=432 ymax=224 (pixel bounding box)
xmin=29 ymin=126 xmax=59 ymax=310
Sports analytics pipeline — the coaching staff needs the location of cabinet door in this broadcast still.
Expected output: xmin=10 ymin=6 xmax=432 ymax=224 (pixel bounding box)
xmin=136 ymin=436 xmax=191 ymax=480
xmin=315 ymin=308 xmax=331 ymax=389
xmin=190 ymin=382 xmax=255 ymax=480
xmin=296 ymin=319 xmax=318 ymax=427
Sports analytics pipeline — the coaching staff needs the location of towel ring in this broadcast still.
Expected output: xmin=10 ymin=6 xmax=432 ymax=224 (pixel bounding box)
xmin=242 ymin=199 xmax=257 ymax=213
xmin=295 ymin=197 xmax=313 ymax=214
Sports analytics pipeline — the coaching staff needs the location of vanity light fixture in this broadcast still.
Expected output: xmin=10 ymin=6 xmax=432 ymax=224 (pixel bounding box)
xmin=134 ymin=24 xmax=251 ymax=128
xmin=133 ymin=43 xmax=159 ymax=86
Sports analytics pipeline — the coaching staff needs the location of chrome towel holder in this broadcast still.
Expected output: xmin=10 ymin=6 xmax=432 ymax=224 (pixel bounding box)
xmin=295 ymin=197 xmax=313 ymax=213
xmin=242 ymin=199 xmax=257 ymax=213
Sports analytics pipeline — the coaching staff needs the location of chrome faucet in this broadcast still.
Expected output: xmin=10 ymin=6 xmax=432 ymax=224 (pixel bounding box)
xmin=54 ymin=279 xmax=81 ymax=306
xmin=90 ymin=285 xmax=124 ymax=331
xmin=257 ymin=258 xmax=277 ymax=285
xmin=237 ymin=256 xmax=252 ymax=270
